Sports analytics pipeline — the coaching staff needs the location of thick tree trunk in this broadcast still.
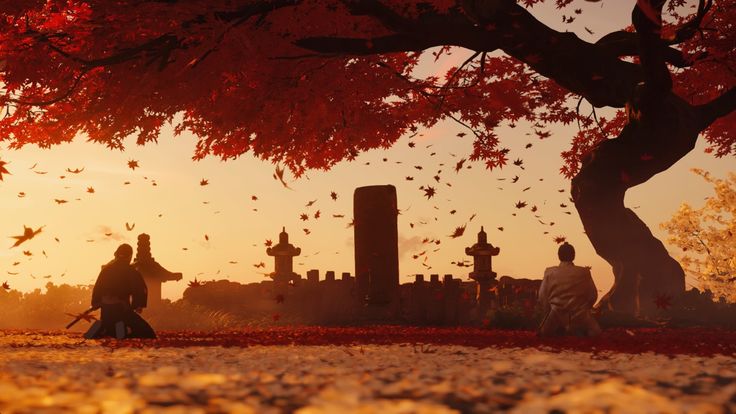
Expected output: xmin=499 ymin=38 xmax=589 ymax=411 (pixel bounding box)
xmin=571 ymin=92 xmax=707 ymax=316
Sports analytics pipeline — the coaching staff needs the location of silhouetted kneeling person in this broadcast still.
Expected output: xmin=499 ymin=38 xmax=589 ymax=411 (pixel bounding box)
xmin=86 ymin=244 xmax=156 ymax=339
xmin=538 ymin=242 xmax=601 ymax=337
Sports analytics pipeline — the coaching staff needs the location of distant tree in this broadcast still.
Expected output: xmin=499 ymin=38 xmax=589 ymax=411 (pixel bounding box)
xmin=661 ymin=169 xmax=736 ymax=302
xmin=0 ymin=0 xmax=734 ymax=315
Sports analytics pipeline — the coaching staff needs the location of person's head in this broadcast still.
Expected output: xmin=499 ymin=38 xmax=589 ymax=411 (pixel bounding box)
xmin=558 ymin=242 xmax=575 ymax=262
xmin=114 ymin=243 xmax=134 ymax=263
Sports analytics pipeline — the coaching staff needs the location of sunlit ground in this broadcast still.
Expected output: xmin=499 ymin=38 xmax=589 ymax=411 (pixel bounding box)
xmin=0 ymin=328 xmax=735 ymax=413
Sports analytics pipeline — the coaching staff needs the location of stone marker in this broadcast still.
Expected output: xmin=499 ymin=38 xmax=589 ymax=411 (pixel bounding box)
xmin=354 ymin=185 xmax=399 ymax=305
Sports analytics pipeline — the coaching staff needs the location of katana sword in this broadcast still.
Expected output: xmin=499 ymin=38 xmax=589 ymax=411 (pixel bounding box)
xmin=65 ymin=306 xmax=100 ymax=329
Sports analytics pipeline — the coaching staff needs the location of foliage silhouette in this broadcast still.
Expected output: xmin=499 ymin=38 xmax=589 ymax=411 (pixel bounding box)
xmin=0 ymin=0 xmax=733 ymax=315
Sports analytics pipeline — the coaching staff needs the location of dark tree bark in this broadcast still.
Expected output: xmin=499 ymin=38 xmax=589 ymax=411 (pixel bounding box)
xmin=571 ymin=92 xmax=699 ymax=315
xmin=571 ymin=0 xmax=730 ymax=316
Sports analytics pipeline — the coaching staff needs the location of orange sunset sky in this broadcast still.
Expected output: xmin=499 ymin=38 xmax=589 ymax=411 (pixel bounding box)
xmin=0 ymin=1 xmax=732 ymax=301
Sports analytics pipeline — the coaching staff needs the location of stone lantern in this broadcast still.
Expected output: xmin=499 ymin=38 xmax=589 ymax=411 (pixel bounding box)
xmin=133 ymin=233 xmax=182 ymax=308
xmin=465 ymin=226 xmax=500 ymax=318
xmin=266 ymin=227 xmax=301 ymax=284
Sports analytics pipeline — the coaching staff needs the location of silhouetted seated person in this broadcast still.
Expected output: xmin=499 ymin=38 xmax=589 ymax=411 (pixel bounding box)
xmin=538 ymin=242 xmax=601 ymax=337
xmin=86 ymin=244 xmax=156 ymax=339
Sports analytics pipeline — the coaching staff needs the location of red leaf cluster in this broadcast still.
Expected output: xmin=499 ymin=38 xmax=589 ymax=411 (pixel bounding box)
xmin=48 ymin=326 xmax=736 ymax=357
xmin=0 ymin=0 xmax=731 ymax=177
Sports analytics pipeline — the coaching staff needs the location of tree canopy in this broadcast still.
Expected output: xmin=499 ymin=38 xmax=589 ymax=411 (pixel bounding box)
xmin=661 ymin=169 xmax=736 ymax=302
xmin=0 ymin=0 xmax=733 ymax=177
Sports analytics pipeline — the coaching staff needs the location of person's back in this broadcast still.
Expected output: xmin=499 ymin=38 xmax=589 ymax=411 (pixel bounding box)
xmin=538 ymin=242 xmax=601 ymax=337
xmin=88 ymin=243 xmax=156 ymax=339
xmin=92 ymin=259 xmax=147 ymax=309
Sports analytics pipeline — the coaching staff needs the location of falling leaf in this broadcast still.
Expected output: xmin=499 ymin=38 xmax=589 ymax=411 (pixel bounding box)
xmin=300 ymin=213 xmax=309 ymax=221
xmin=54 ymin=199 xmax=68 ymax=204
xmin=125 ymin=222 xmax=135 ymax=231
xmin=423 ymin=186 xmax=436 ymax=199
xmin=554 ymin=236 xmax=567 ymax=244
xmin=87 ymin=187 xmax=95 ymax=193
xmin=253 ymin=262 xmax=265 ymax=268
xmin=66 ymin=167 xmax=84 ymax=174
xmin=10 ymin=225 xmax=44 ymax=248
xmin=264 ymin=239 xmax=272 ymax=247
xmin=1 ymin=281 xmax=9 ymax=290
xmin=449 ymin=224 xmax=467 ymax=238
xmin=0 ymin=160 xmax=10 ymax=181
xmin=515 ymin=201 xmax=527 ymax=209
xmin=127 ymin=159 xmax=139 ymax=170
xmin=273 ymin=164 xmax=291 ymax=189
xmin=330 ymin=191 xmax=338 ymax=201
xmin=305 ymin=199 xmax=317 ymax=207
xmin=454 ymin=158 xmax=466 ymax=173
xmin=620 ymin=170 xmax=631 ymax=183
xmin=199 ymin=179 xmax=209 ymax=186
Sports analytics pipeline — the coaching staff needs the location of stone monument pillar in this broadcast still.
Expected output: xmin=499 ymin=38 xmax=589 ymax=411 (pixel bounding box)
xmin=266 ymin=227 xmax=301 ymax=284
xmin=133 ymin=233 xmax=183 ymax=307
xmin=354 ymin=185 xmax=399 ymax=305
xmin=465 ymin=226 xmax=501 ymax=319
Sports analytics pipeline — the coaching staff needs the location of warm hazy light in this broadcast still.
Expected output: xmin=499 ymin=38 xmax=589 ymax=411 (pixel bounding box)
xmin=0 ymin=1 xmax=732 ymax=302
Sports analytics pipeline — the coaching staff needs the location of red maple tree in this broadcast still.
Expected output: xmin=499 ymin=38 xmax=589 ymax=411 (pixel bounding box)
xmin=0 ymin=0 xmax=733 ymax=316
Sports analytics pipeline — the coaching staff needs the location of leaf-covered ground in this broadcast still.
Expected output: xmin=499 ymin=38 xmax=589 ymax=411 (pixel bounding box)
xmin=1 ymin=327 xmax=735 ymax=413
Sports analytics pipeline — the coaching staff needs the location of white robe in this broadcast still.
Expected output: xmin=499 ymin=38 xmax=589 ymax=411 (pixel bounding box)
xmin=537 ymin=261 xmax=601 ymax=336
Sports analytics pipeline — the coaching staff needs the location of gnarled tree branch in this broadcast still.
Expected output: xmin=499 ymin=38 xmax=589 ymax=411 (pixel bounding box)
xmin=295 ymin=1 xmax=643 ymax=109
xmin=697 ymin=86 xmax=736 ymax=127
